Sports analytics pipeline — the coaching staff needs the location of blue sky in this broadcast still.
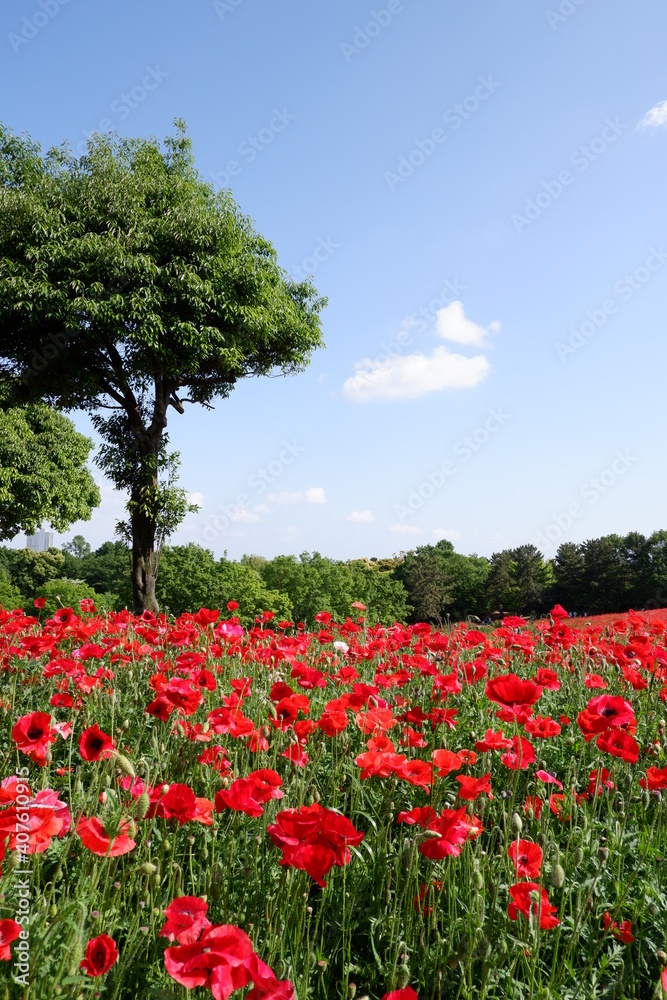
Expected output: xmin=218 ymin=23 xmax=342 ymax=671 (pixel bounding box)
xmin=2 ymin=0 xmax=667 ymax=561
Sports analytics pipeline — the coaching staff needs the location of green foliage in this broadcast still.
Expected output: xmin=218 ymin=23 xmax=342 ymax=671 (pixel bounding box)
xmin=0 ymin=403 xmax=100 ymax=539
xmin=394 ymin=540 xmax=491 ymax=623
xmin=156 ymin=544 xmax=292 ymax=625
xmin=1 ymin=546 xmax=65 ymax=597
xmin=62 ymin=534 xmax=92 ymax=559
xmin=486 ymin=543 xmax=552 ymax=615
xmin=63 ymin=539 xmax=132 ymax=610
xmin=35 ymin=577 xmax=106 ymax=617
xmin=0 ymin=574 xmax=22 ymax=609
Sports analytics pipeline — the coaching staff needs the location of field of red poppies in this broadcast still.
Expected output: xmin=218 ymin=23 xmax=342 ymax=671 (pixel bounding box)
xmin=0 ymin=600 xmax=666 ymax=1000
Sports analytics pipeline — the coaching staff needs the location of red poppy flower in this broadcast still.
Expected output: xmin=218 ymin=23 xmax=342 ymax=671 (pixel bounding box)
xmin=164 ymin=923 xmax=254 ymax=993
xmin=485 ymin=674 xmax=542 ymax=718
xmin=524 ymin=715 xmax=561 ymax=739
xmin=639 ymin=766 xmax=667 ymax=790
xmin=577 ymin=695 xmax=636 ymax=740
xmin=160 ymin=896 xmax=211 ymax=945
xmin=76 ymin=816 xmax=136 ymax=857
xmin=33 ymin=597 xmax=46 ymax=609
xmin=535 ymin=769 xmax=563 ymax=791
xmin=456 ymin=773 xmax=492 ymax=801
xmin=396 ymin=759 xmax=433 ymax=792
xmin=382 ymin=989 xmax=419 ymax=1000
xmin=79 ymin=724 xmax=115 ymax=762
xmin=267 ymin=803 xmax=364 ymax=887
xmin=596 ymin=729 xmax=639 ymax=764
xmin=475 ymin=729 xmax=513 ymax=752
xmin=508 ymin=839 xmax=543 ymax=878
xmin=508 ymin=882 xmax=559 ymax=929
xmin=603 ymin=912 xmax=634 ymax=944
xmin=0 ymin=790 xmax=70 ymax=854
xmin=431 ymin=748 xmax=463 ymax=776
xmin=419 ymin=807 xmax=472 ymax=860
xmin=548 ymin=794 xmax=570 ymax=821
xmin=0 ymin=920 xmax=21 ymax=961
xmin=397 ymin=806 xmax=437 ymax=826
xmin=501 ymin=735 xmax=535 ymax=771
xmin=81 ymin=934 xmax=118 ymax=976
xmin=535 ymin=667 xmax=560 ymax=691
xmin=11 ymin=711 xmax=57 ymax=766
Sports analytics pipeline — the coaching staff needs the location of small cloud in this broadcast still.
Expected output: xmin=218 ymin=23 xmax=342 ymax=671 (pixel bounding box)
xmin=343 ymin=346 xmax=490 ymax=402
xmin=640 ymin=100 xmax=667 ymax=130
xmin=346 ymin=510 xmax=374 ymax=524
xmin=389 ymin=523 xmax=423 ymax=535
xmin=229 ymin=508 xmax=259 ymax=523
xmin=435 ymin=301 xmax=500 ymax=347
xmin=266 ymin=487 xmax=327 ymax=505
xmin=187 ymin=491 xmax=205 ymax=507
xmin=433 ymin=527 xmax=460 ymax=542
xmin=253 ymin=503 xmax=270 ymax=515
xmin=317 ymin=373 xmax=326 ymax=383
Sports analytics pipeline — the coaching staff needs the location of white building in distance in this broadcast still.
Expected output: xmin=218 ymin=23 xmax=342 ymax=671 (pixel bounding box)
xmin=25 ymin=529 xmax=54 ymax=551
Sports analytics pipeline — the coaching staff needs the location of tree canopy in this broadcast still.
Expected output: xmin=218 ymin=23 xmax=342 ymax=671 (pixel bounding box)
xmin=0 ymin=122 xmax=325 ymax=610
xmin=0 ymin=403 xmax=100 ymax=539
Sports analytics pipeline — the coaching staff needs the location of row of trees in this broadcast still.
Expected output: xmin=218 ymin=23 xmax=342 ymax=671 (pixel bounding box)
xmin=2 ymin=531 xmax=667 ymax=625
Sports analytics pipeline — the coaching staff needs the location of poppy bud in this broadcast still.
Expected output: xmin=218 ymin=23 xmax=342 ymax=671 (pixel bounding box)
xmin=473 ymin=871 xmax=484 ymax=890
xmin=641 ymin=790 xmax=650 ymax=810
xmin=511 ymin=813 xmax=522 ymax=834
xmin=597 ymin=846 xmax=609 ymax=864
xmin=478 ymin=936 xmax=491 ymax=960
xmin=551 ymin=864 xmax=565 ymax=888
xmin=573 ymin=847 xmax=584 ymax=867
xmin=103 ymin=774 xmax=111 ymax=788
xmin=135 ymin=792 xmax=150 ymax=819
xmin=649 ymin=903 xmax=659 ymax=917
xmin=49 ymin=904 xmax=58 ymax=917
xmin=75 ymin=779 xmax=84 ymax=796
xmin=657 ymin=949 xmax=667 ymax=962
xmin=537 ymin=831 xmax=547 ymax=849
xmin=115 ymin=754 xmax=135 ymax=778
xmin=348 ymin=985 xmax=357 ymax=999
xmin=141 ymin=863 xmax=157 ymax=876
xmin=397 ymin=964 xmax=410 ymax=989
xmin=565 ymin=736 xmax=575 ymax=747
xmin=5 ymin=852 xmax=20 ymax=872
xmin=122 ymin=719 xmax=130 ymax=730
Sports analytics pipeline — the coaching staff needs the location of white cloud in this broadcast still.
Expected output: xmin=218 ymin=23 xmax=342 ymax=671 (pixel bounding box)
xmin=640 ymin=100 xmax=667 ymax=130
xmin=435 ymin=300 xmax=500 ymax=347
xmin=229 ymin=508 xmax=260 ymax=523
xmin=253 ymin=503 xmax=270 ymax=515
xmin=187 ymin=491 xmax=205 ymax=507
xmin=433 ymin=527 xmax=461 ymax=542
xmin=389 ymin=523 xmax=423 ymax=535
xmin=343 ymin=346 xmax=490 ymax=402
xmin=266 ymin=487 xmax=327 ymax=505
xmin=346 ymin=510 xmax=375 ymax=523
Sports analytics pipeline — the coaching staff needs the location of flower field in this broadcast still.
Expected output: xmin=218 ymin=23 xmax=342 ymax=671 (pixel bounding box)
xmin=1 ymin=600 xmax=666 ymax=1000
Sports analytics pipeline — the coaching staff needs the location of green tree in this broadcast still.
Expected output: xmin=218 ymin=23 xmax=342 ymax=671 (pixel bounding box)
xmin=0 ymin=404 xmax=100 ymax=539
xmin=65 ymin=539 xmax=132 ymax=610
xmin=1 ymin=547 xmax=65 ymax=597
xmin=62 ymin=535 xmax=92 ymax=560
xmin=35 ymin=577 xmax=105 ymax=618
xmin=580 ymin=534 xmax=627 ymax=613
xmin=0 ymin=123 xmax=325 ymax=613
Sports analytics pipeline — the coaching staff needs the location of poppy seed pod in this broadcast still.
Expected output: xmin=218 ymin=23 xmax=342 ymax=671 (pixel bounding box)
xmin=511 ymin=812 xmax=523 ymax=834
xmin=551 ymin=864 xmax=565 ymax=888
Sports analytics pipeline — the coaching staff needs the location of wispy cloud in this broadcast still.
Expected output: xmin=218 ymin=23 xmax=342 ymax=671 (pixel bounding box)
xmin=389 ymin=523 xmax=423 ymax=535
xmin=346 ymin=510 xmax=375 ymax=523
xmin=266 ymin=487 xmax=327 ymax=505
xmin=639 ymin=100 xmax=667 ymax=130
xmin=343 ymin=346 xmax=490 ymax=402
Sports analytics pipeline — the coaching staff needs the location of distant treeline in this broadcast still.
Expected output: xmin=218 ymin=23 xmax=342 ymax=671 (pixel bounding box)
xmin=1 ymin=530 xmax=666 ymax=626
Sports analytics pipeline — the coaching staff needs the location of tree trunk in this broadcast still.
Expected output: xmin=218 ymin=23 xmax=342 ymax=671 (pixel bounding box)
xmin=131 ymin=500 xmax=159 ymax=615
